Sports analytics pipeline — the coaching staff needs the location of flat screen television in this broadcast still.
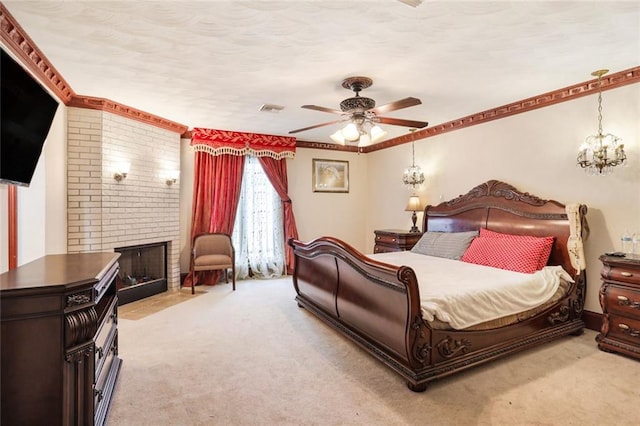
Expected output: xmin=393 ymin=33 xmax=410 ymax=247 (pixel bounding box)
xmin=1 ymin=48 xmax=59 ymax=187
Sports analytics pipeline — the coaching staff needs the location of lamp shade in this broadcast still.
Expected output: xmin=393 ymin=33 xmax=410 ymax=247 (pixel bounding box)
xmin=405 ymin=195 xmax=424 ymax=212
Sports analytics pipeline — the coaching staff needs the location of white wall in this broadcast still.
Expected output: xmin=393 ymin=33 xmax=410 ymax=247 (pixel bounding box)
xmin=366 ymin=84 xmax=640 ymax=313
xmin=178 ymin=84 xmax=638 ymax=315
xmin=0 ymin=43 xmax=67 ymax=273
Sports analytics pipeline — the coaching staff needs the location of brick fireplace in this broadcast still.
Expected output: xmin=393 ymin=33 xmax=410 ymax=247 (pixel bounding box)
xmin=67 ymin=107 xmax=181 ymax=295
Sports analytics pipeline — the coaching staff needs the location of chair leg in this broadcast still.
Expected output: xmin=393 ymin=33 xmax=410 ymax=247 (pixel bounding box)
xmin=232 ymin=265 xmax=236 ymax=291
xmin=191 ymin=271 xmax=195 ymax=295
xmin=224 ymin=269 xmax=229 ymax=283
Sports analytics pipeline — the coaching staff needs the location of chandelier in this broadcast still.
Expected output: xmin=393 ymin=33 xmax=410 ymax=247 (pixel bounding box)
xmin=330 ymin=112 xmax=387 ymax=147
xmin=577 ymin=69 xmax=626 ymax=175
xmin=402 ymin=129 xmax=425 ymax=188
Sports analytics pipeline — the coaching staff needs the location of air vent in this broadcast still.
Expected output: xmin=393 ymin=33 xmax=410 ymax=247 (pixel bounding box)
xmin=259 ymin=103 xmax=284 ymax=113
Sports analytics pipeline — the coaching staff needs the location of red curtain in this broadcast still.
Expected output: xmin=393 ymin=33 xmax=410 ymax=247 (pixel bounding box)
xmin=258 ymin=157 xmax=300 ymax=274
xmin=187 ymin=128 xmax=297 ymax=287
xmin=185 ymin=152 xmax=245 ymax=287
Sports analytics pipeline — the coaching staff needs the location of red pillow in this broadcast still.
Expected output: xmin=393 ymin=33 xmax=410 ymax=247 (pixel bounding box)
xmin=461 ymin=232 xmax=554 ymax=274
xmin=478 ymin=228 xmax=554 ymax=270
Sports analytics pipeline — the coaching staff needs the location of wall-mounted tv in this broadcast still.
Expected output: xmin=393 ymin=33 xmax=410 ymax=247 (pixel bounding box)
xmin=1 ymin=48 xmax=59 ymax=187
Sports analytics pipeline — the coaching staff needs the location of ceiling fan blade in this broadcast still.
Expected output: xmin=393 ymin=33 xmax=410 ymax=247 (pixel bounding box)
xmin=301 ymin=105 xmax=343 ymax=115
xmin=376 ymin=116 xmax=429 ymax=128
xmin=289 ymin=119 xmax=345 ymax=134
xmin=370 ymin=97 xmax=422 ymax=114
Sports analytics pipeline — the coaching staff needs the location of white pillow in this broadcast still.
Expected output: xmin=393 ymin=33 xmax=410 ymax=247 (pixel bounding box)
xmin=411 ymin=231 xmax=479 ymax=260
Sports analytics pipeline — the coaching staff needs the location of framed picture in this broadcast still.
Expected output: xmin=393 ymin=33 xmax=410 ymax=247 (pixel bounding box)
xmin=312 ymin=159 xmax=349 ymax=193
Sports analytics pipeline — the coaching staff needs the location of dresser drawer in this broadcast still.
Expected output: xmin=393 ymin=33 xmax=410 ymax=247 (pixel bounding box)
xmin=94 ymin=298 xmax=117 ymax=377
xmin=94 ymin=331 xmax=119 ymax=422
xmin=602 ymin=264 xmax=640 ymax=285
xmin=606 ymin=314 xmax=640 ymax=346
xmin=603 ymin=284 xmax=640 ymax=317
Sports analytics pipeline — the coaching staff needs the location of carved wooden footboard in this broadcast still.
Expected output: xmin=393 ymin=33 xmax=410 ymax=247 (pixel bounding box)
xmin=289 ymin=180 xmax=588 ymax=392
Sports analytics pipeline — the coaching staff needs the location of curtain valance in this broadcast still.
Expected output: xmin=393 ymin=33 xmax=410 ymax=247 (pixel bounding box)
xmin=191 ymin=128 xmax=296 ymax=159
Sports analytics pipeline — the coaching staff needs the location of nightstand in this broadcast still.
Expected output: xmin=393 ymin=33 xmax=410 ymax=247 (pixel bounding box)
xmin=374 ymin=229 xmax=423 ymax=253
xmin=597 ymin=254 xmax=640 ymax=361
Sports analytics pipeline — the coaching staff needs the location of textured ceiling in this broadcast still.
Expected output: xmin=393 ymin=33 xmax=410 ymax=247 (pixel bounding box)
xmin=3 ymin=1 xmax=639 ymax=145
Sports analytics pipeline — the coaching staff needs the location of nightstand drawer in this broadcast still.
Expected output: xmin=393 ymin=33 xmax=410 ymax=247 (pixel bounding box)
xmin=373 ymin=229 xmax=422 ymax=252
xmin=606 ymin=314 xmax=640 ymax=346
xmin=602 ymin=264 xmax=640 ymax=285
xmin=603 ymin=284 xmax=640 ymax=317
xmin=375 ymin=234 xmax=403 ymax=245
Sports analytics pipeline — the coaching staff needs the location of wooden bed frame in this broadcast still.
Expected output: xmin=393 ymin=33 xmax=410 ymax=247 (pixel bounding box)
xmin=289 ymin=180 xmax=588 ymax=392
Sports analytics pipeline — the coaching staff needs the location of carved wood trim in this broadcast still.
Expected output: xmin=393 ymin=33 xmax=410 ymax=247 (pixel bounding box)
xmin=447 ymin=180 xmax=547 ymax=206
xmin=8 ymin=185 xmax=17 ymax=269
xmin=68 ymin=95 xmax=188 ymax=134
xmin=0 ymin=3 xmax=75 ymax=103
xmin=4 ymin=4 xmax=637 ymax=149
xmin=1 ymin=4 xmax=188 ymax=135
xmin=363 ymin=66 xmax=640 ymax=153
xmin=65 ymin=307 xmax=98 ymax=348
xmin=295 ymin=140 xmax=359 ymax=152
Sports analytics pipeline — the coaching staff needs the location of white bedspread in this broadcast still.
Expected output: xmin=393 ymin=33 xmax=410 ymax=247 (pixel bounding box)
xmin=368 ymin=251 xmax=574 ymax=330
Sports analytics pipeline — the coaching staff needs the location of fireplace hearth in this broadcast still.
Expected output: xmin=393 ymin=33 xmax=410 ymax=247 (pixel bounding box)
xmin=115 ymin=242 xmax=167 ymax=305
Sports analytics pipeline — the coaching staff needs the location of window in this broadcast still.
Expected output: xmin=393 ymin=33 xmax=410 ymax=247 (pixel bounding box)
xmin=232 ymin=156 xmax=285 ymax=279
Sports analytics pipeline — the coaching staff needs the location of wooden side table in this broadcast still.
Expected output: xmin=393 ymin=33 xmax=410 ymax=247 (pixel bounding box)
xmin=597 ymin=254 xmax=640 ymax=361
xmin=374 ymin=229 xmax=423 ymax=253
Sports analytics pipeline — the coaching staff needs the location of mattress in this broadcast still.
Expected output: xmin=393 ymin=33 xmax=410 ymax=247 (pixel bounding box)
xmin=368 ymin=251 xmax=573 ymax=330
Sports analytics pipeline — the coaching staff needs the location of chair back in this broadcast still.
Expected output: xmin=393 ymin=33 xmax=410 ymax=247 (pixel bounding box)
xmin=193 ymin=233 xmax=234 ymax=258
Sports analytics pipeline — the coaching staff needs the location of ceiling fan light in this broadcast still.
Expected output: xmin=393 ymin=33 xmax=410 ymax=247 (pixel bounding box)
xmin=370 ymin=125 xmax=387 ymax=143
xmin=358 ymin=134 xmax=371 ymax=147
xmin=342 ymin=123 xmax=360 ymax=141
xmin=330 ymin=130 xmax=346 ymax=144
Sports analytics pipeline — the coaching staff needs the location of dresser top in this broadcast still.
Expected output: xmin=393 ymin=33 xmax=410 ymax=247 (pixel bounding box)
xmin=1 ymin=252 xmax=120 ymax=292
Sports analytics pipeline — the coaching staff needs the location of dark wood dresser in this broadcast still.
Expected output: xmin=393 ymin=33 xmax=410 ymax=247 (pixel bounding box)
xmin=597 ymin=254 xmax=640 ymax=361
xmin=1 ymin=252 xmax=122 ymax=426
xmin=374 ymin=229 xmax=423 ymax=253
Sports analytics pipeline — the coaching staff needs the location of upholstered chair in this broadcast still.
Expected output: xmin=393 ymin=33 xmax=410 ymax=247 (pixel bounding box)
xmin=190 ymin=233 xmax=236 ymax=294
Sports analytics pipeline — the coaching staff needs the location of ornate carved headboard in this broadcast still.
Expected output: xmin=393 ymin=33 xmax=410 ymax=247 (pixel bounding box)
xmin=422 ymin=180 xmax=588 ymax=278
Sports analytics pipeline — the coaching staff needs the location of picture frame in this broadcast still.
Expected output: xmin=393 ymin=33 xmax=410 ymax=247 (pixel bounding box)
xmin=312 ymin=159 xmax=349 ymax=193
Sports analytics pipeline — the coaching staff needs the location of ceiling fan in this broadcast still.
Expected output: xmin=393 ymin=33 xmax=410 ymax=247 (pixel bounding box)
xmin=289 ymin=76 xmax=428 ymax=144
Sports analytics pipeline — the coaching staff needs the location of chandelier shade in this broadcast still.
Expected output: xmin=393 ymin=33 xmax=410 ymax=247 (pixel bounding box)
xmin=576 ymin=69 xmax=626 ymax=175
xmin=402 ymin=130 xmax=425 ymax=188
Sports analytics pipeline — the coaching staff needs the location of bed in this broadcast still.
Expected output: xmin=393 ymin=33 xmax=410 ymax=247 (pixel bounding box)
xmin=289 ymin=180 xmax=588 ymax=392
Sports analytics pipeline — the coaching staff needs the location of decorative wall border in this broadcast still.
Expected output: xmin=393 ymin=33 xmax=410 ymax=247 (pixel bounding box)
xmin=68 ymin=96 xmax=188 ymax=134
xmin=2 ymin=3 xmax=638 ymax=147
xmin=0 ymin=3 xmax=74 ymax=103
xmin=1 ymin=3 xmax=188 ymax=135
xmin=363 ymin=66 xmax=640 ymax=153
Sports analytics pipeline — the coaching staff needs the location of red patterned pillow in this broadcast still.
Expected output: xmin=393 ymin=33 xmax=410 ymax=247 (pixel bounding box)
xmin=461 ymin=232 xmax=554 ymax=273
xmin=478 ymin=228 xmax=554 ymax=270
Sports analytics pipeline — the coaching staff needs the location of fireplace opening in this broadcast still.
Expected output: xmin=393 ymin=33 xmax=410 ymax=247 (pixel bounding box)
xmin=114 ymin=242 xmax=167 ymax=305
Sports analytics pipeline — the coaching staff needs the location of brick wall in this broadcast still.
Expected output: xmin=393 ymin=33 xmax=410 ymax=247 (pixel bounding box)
xmin=67 ymin=107 xmax=181 ymax=289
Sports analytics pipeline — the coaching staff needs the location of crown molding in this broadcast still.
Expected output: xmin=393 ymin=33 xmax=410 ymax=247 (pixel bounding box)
xmin=1 ymin=3 xmax=75 ymax=103
xmin=363 ymin=66 xmax=640 ymax=153
xmin=69 ymin=95 xmax=188 ymax=134
xmin=295 ymin=140 xmax=359 ymax=152
xmin=3 ymin=3 xmax=637 ymax=148
xmin=1 ymin=3 xmax=188 ymax=135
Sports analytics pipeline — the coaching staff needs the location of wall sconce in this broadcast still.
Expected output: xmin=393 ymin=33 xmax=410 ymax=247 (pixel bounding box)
xmin=165 ymin=170 xmax=179 ymax=186
xmin=113 ymin=162 xmax=130 ymax=182
xmin=405 ymin=195 xmax=425 ymax=233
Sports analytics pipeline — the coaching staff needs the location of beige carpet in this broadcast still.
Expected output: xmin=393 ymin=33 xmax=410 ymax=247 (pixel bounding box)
xmin=109 ymin=277 xmax=639 ymax=425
